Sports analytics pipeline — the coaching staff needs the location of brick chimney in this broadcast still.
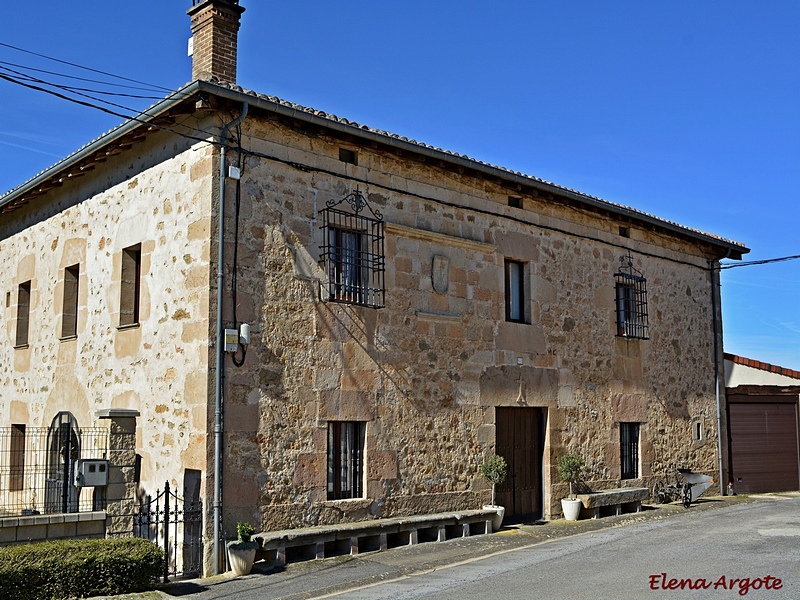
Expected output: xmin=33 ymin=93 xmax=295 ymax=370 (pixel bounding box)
xmin=187 ymin=0 xmax=245 ymax=83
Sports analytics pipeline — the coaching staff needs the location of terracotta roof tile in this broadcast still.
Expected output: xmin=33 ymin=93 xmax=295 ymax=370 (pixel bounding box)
xmin=724 ymin=353 xmax=800 ymax=380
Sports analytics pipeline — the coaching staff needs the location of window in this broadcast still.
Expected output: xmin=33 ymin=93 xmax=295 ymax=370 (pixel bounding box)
xmin=15 ymin=281 xmax=31 ymax=347
xmin=329 ymin=227 xmax=365 ymax=304
xmin=119 ymin=245 xmax=141 ymax=327
xmin=692 ymin=417 xmax=704 ymax=442
xmin=505 ymin=259 xmax=527 ymax=323
xmin=620 ymin=422 xmax=640 ymax=479
xmin=339 ymin=148 xmax=358 ymax=165
xmin=508 ymin=196 xmax=522 ymax=209
xmin=614 ymin=253 xmax=648 ymax=339
xmin=319 ymin=188 xmax=385 ymax=308
xmin=327 ymin=421 xmax=365 ymax=500
xmin=61 ymin=264 xmax=80 ymax=339
xmin=9 ymin=424 xmax=26 ymax=492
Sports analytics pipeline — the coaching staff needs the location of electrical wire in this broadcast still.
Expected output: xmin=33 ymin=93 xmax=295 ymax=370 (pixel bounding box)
xmin=0 ymin=59 xmax=168 ymax=93
xmin=1 ymin=65 xmax=166 ymax=112
xmin=0 ymin=41 xmax=174 ymax=93
xmin=0 ymin=70 xmax=219 ymax=149
xmin=719 ymin=254 xmax=800 ymax=270
xmin=230 ymin=118 xmax=247 ymax=368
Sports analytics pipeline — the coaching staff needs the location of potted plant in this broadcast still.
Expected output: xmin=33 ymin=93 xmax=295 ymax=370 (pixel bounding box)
xmin=227 ymin=521 xmax=258 ymax=576
xmin=557 ymin=453 xmax=584 ymax=521
xmin=480 ymin=453 xmax=508 ymax=531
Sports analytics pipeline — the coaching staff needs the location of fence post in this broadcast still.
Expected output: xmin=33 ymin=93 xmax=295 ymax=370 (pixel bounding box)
xmin=96 ymin=409 xmax=140 ymax=538
xmin=163 ymin=481 xmax=171 ymax=584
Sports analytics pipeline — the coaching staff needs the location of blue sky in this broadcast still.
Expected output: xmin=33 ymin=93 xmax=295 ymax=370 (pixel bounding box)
xmin=1 ymin=1 xmax=798 ymax=369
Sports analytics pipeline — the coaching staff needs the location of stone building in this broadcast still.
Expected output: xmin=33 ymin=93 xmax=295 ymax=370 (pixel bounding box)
xmin=0 ymin=0 xmax=748 ymax=574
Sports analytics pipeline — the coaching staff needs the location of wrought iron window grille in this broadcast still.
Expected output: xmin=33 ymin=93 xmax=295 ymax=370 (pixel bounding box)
xmin=318 ymin=187 xmax=386 ymax=308
xmin=614 ymin=252 xmax=649 ymax=340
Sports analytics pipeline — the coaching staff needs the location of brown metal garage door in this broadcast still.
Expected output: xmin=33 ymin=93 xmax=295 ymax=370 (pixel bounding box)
xmin=729 ymin=401 xmax=799 ymax=493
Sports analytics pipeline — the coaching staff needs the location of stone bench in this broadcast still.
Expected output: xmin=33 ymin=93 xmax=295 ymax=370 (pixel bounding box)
xmin=252 ymin=509 xmax=497 ymax=567
xmin=576 ymin=487 xmax=650 ymax=519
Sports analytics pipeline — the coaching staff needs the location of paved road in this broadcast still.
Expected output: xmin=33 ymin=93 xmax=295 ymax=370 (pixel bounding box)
xmin=328 ymin=496 xmax=799 ymax=600
xmin=122 ymin=495 xmax=798 ymax=600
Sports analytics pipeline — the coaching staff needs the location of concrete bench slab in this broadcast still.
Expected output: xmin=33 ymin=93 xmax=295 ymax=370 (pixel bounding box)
xmin=252 ymin=509 xmax=497 ymax=567
xmin=576 ymin=487 xmax=650 ymax=519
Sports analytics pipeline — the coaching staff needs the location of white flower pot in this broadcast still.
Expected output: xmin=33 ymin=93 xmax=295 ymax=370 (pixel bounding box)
xmin=561 ymin=498 xmax=582 ymax=521
xmin=483 ymin=504 xmax=505 ymax=531
xmin=227 ymin=543 xmax=257 ymax=576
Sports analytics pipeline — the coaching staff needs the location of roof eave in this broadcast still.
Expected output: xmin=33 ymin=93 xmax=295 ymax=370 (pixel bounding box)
xmin=0 ymin=82 xmax=204 ymax=213
xmin=196 ymin=82 xmax=748 ymax=259
xmin=1 ymin=79 xmax=749 ymax=259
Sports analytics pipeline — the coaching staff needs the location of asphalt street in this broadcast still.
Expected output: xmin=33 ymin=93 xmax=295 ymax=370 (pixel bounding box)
xmin=99 ymin=493 xmax=799 ymax=600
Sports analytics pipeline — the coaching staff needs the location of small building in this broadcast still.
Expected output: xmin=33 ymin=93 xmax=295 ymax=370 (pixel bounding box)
xmin=1 ymin=0 xmax=749 ymax=574
xmin=725 ymin=353 xmax=800 ymax=493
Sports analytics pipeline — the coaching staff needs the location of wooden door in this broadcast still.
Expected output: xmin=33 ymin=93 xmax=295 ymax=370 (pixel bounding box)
xmin=495 ymin=407 xmax=544 ymax=521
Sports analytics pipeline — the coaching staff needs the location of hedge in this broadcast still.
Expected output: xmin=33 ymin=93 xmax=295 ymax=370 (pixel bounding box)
xmin=0 ymin=537 xmax=165 ymax=600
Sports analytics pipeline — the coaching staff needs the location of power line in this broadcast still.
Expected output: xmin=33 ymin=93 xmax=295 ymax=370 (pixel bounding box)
xmin=0 ymin=41 xmax=173 ymax=93
xmin=0 ymin=59 xmax=167 ymax=93
xmin=0 ymin=65 xmax=163 ymax=102
xmin=0 ymin=72 xmax=218 ymax=150
xmin=720 ymin=254 xmax=800 ymax=270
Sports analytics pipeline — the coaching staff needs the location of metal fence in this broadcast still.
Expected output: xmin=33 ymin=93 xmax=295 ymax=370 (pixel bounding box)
xmin=0 ymin=425 xmax=109 ymax=517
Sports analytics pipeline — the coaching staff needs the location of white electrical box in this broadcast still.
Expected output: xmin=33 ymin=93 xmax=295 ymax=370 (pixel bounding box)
xmin=224 ymin=328 xmax=239 ymax=352
xmin=76 ymin=459 xmax=109 ymax=487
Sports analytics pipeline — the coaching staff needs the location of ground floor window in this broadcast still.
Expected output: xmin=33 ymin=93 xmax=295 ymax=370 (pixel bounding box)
xmin=620 ymin=422 xmax=640 ymax=479
xmin=327 ymin=421 xmax=365 ymax=500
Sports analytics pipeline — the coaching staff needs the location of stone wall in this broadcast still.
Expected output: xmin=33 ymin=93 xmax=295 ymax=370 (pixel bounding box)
xmin=0 ymin=127 xmax=215 ymax=517
xmin=220 ymin=114 xmax=722 ymax=528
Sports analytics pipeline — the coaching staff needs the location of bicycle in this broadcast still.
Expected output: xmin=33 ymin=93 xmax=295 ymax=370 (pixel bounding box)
xmin=652 ymin=470 xmax=692 ymax=509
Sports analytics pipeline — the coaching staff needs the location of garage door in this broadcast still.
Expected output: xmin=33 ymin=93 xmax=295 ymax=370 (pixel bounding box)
xmin=729 ymin=402 xmax=799 ymax=493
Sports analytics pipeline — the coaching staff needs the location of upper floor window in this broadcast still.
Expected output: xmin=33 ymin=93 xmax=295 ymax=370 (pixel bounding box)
xmin=61 ymin=264 xmax=80 ymax=339
xmin=319 ymin=188 xmax=385 ymax=308
xmin=120 ymin=244 xmax=141 ymax=327
xmin=614 ymin=253 xmax=648 ymax=339
xmin=505 ymin=259 xmax=528 ymax=323
xmin=15 ymin=281 xmax=31 ymax=347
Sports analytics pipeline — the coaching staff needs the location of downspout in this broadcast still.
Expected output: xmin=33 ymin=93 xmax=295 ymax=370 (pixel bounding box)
xmin=214 ymin=102 xmax=248 ymax=575
xmin=710 ymin=248 xmax=731 ymax=496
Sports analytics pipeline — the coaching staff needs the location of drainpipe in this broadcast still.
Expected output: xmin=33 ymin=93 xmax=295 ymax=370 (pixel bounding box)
xmin=214 ymin=102 xmax=248 ymax=575
xmin=709 ymin=249 xmax=731 ymax=496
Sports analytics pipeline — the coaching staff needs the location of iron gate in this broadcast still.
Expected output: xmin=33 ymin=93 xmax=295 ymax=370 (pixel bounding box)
xmin=133 ymin=481 xmax=203 ymax=582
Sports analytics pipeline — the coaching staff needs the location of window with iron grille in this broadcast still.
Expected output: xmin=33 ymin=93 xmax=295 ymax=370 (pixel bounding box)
xmin=319 ymin=188 xmax=385 ymax=308
xmin=620 ymin=422 xmax=640 ymax=479
xmin=614 ymin=253 xmax=648 ymax=339
xmin=327 ymin=421 xmax=365 ymax=500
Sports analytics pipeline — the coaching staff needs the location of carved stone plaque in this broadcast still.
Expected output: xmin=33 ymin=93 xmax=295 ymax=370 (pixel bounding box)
xmin=432 ymin=255 xmax=450 ymax=294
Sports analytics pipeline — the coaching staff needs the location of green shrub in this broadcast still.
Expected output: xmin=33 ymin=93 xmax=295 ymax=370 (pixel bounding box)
xmin=0 ymin=537 xmax=165 ymax=600
xmin=480 ymin=454 xmax=508 ymax=506
xmin=236 ymin=521 xmax=255 ymax=542
xmin=557 ymin=453 xmax=584 ymax=499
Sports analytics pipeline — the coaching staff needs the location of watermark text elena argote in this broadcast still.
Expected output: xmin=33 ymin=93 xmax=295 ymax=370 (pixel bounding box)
xmin=649 ymin=573 xmax=783 ymax=595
